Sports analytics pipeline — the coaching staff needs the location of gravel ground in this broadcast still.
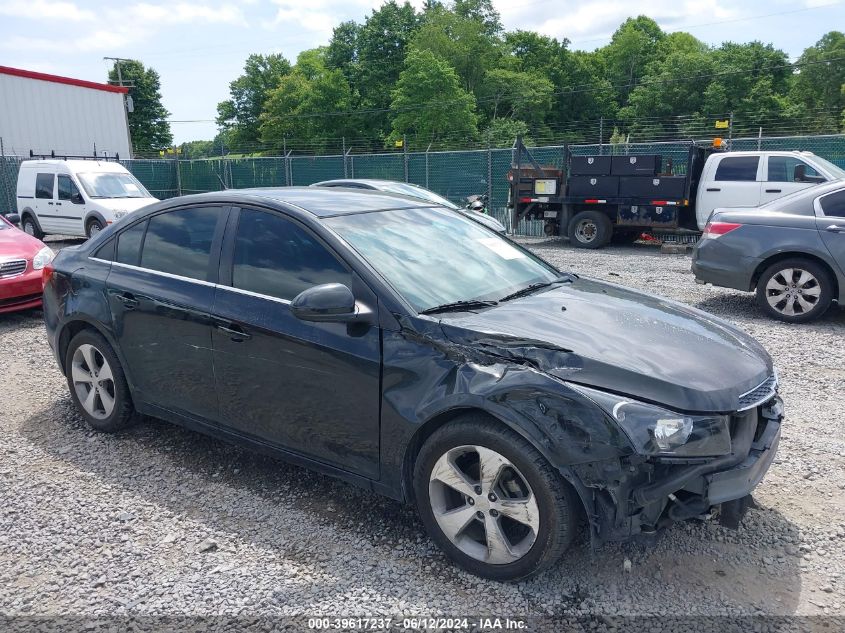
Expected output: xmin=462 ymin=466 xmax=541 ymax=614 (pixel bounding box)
xmin=1 ymin=236 xmax=844 ymax=628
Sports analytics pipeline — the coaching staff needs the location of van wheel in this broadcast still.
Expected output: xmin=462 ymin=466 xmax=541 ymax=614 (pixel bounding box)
xmin=413 ymin=414 xmax=578 ymax=581
xmin=22 ymin=215 xmax=44 ymax=239
xmin=568 ymin=211 xmax=611 ymax=249
xmin=756 ymin=259 xmax=833 ymax=323
xmin=86 ymin=218 xmax=105 ymax=239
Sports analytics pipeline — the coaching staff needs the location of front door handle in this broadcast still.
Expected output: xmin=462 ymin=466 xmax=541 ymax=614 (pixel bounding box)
xmin=56 ymin=202 xmax=62 ymax=206
xmin=765 ymin=189 xmax=782 ymax=193
xmin=706 ymin=187 xmax=720 ymax=192
xmin=115 ymin=293 xmax=139 ymax=309
xmin=217 ymin=324 xmax=251 ymax=341
xmin=825 ymin=224 xmax=845 ymax=233
xmin=47 ymin=201 xmax=54 ymax=205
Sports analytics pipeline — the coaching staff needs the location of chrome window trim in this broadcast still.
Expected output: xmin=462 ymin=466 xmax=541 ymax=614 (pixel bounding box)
xmin=90 ymin=257 xmax=293 ymax=304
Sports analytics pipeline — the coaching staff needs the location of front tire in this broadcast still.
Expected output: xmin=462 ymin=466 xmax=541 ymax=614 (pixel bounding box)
xmin=86 ymin=218 xmax=105 ymax=239
xmin=756 ymin=258 xmax=833 ymax=323
xmin=22 ymin=215 xmax=44 ymax=239
xmin=568 ymin=211 xmax=612 ymax=249
xmin=65 ymin=330 xmax=136 ymax=432
xmin=413 ymin=415 xmax=578 ymax=581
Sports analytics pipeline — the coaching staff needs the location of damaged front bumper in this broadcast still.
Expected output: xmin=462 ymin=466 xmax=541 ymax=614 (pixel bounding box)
xmin=578 ymin=396 xmax=783 ymax=544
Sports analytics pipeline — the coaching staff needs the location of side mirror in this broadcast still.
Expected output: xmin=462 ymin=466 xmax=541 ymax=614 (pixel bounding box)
xmin=4 ymin=213 xmax=21 ymax=225
xmin=291 ymin=283 xmax=370 ymax=323
xmin=71 ymin=192 xmax=85 ymax=204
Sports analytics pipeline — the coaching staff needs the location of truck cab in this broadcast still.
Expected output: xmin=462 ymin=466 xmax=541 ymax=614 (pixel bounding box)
xmin=695 ymin=151 xmax=845 ymax=229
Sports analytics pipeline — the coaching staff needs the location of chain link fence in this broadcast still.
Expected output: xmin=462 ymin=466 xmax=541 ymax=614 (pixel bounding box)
xmin=2 ymin=134 xmax=844 ymax=236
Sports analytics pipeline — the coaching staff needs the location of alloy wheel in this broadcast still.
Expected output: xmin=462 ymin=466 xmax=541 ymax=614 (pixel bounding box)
xmin=71 ymin=344 xmax=116 ymax=420
xmin=428 ymin=445 xmax=539 ymax=565
xmin=765 ymin=267 xmax=822 ymax=317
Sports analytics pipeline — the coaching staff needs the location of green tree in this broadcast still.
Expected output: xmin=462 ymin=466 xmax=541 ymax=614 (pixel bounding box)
xmin=478 ymin=68 xmax=553 ymax=124
xmin=216 ymin=54 xmax=291 ymax=151
xmin=599 ymin=16 xmax=665 ymax=102
xmin=108 ymin=60 xmax=172 ymax=153
xmin=481 ymin=118 xmax=531 ymax=147
xmin=411 ymin=5 xmax=502 ymax=94
xmin=325 ymin=20 xmax=361 ymax=86
xmin=388 ymin=48 xmax=478 ymax=147
xmin=453 ymin=0 xmax=502 ymax=36
xmin=260 ymin=49 xmax=355 ymax=152
xmin=789 ymin=32 xmax=845 ymax=133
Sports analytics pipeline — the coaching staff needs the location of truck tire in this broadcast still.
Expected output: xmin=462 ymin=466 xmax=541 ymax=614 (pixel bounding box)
xmin=568 ymin=211 xmax=612 ymax=249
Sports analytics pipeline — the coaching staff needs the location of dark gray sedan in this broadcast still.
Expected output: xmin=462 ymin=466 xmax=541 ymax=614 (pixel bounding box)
xmin=692 ymin=181 xmax=845 ymax=322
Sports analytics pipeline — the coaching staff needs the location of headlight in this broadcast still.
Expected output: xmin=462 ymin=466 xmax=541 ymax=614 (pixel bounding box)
xmin=32 ymin=246 xmax=55 ymax=270
xmin=113 ymin=211 xmax=129 ymax=220
xmin=569 ymin=384 xmax=731 ymax=457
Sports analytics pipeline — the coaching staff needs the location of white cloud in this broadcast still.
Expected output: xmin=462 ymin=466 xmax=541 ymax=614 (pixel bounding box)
xmin=0 ymin=0 xmax=95 ymax=21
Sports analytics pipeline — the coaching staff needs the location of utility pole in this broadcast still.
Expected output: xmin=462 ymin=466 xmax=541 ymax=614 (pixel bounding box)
xmin=104 ymin=57 xmax=135 ymax=157
xmin=103 ymin=57 xmax=135 ymax=87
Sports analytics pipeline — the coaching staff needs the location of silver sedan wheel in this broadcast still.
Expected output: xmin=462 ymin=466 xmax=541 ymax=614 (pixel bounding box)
xmin=71 ymin=344 xmax=116 ymax=420
xmin=428 ymin=445 xmax=539 ymax=565
xmin=765 ymin=267 xmax=822 ymax=317
xmin=574 ymin=219 xmax=598 ymax=244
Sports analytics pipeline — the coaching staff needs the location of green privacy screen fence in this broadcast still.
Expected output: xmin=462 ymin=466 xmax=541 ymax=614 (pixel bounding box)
xmin=2 ymin=134 xmax=844 ymax=237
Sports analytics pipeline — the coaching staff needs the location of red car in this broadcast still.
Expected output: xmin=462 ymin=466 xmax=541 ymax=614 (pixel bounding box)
xmin=0 ymin=214 xmax=54 ymax=313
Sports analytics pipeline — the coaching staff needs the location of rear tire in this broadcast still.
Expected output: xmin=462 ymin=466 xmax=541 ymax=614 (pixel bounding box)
xmin=755 ymin=258 xmax=833 ymax=323
xmin=568 ymin=211 xmax=612 ymax=249
xmin=22 ymin=214 xmax=44 ymax=240
xmin=65 ymin=330 xmax=136 ymax=432
xmin=413 ymin=414 xmax=578 ymax=581
xmin=86 ymin=218 xmax=105 ymax=239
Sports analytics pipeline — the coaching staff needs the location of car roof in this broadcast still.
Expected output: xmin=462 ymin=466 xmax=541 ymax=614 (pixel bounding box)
xmin=165 ymin=187 xmax=433 ymax=218
xmin=312 ymin=179 xmax=420 ymax=189
xmin=765 ymin=178 xmax=845 ymax=209
xmin=21 ymin=159 xmax=128 ymax=173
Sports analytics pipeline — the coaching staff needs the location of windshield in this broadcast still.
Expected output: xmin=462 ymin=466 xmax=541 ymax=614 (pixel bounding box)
xmin=377 ymin=182 xmax=460 ymax=209
xmin=812 ymin=157 xmax=845 ymax=180
xmin=77 ymin=172 xmax=152 ymax=199
xmin=325 ymin=206 xmax=560 ymax=312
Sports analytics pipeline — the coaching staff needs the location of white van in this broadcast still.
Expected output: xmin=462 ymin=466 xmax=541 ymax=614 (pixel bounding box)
xmin=17 ymin=159 xmax=158 ymax=239
xmin=695 ymin=151 xmax=845 ymax=229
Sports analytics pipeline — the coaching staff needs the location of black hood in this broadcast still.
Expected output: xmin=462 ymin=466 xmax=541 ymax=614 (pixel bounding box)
xmin=436 ymin=278 xmax=773 ymax=413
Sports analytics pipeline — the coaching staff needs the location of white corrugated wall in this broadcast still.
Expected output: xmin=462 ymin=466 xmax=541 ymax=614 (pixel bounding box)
xmin=0 ymin=73 xmax=131 ymax=158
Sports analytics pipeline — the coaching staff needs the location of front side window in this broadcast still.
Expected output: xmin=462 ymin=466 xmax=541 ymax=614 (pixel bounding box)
xmin=767 ymin=157 xmax=821 ymax=183
xmin=140 ymin=207 xmax=221 ymax=280
xmin=715 ymin=157 xmax=759 ymax=182
xmin=232 ymin=209 xmax=350 ymax=300
xmin=819 ymin=190 xmax=845 ymax=218
xmin=35 ymin=173 xmax=54 ymax=199
xmin=57 ymin=175 xmax=83 ymax=202
xmin=77 ymin=172 xmax=152 ymax=199
xmin=325 ymin=206 xmax=560 ymax=312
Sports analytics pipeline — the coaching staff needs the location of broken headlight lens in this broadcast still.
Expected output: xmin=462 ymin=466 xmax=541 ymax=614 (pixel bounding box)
xmin=568 ymin=384 xmax=731 ymax=457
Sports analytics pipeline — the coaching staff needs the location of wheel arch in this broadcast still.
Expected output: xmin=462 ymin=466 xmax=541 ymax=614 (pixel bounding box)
xmin=57 ymin=317 xmax=121 ymax=377
xmin=400 ymin=406 xmax=593 ymax=518
xmin=84 ymin=210 xmax=107 ymax=230
xmin=751 ymin=251 xmax=840 ymax=299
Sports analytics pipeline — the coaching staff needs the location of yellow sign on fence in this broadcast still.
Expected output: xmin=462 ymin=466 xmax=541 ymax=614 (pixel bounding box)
xmin=714 ymin=119 xmax=730 ymax=129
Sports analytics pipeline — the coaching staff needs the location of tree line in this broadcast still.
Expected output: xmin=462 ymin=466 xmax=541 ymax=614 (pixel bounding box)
xmin=119 ymin=1 xmax=845 ymax=157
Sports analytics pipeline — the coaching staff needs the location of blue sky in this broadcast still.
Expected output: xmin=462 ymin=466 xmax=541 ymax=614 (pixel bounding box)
xmin=1 ymin=0 xmax=843 ymax=144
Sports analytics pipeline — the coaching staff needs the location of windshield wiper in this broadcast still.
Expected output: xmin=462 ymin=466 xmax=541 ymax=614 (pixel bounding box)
xmin=498 ymin=274 xmax=576 ymax=303
xmin=419 ymin=299 xmax=499 ymax=315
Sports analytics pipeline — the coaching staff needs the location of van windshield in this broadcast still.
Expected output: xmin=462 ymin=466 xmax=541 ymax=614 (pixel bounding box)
xmin=77 ymin=172 xmax=152 ymax=199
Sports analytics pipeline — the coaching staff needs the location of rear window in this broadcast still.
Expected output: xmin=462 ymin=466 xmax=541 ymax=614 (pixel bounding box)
xmin=715 ymin=157 xmax=759 ymax=182
xmin=819 ymin=190 xmax=845 ymax=218
xmin=116 ymin=220 xmax=147 ymax=266
xmin=35 ymin=173 xmax=54 ymax=199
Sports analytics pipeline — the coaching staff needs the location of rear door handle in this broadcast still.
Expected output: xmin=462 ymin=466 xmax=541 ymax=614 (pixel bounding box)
xmin=825 ymin=225 xmax=845 ymax=233
xmin=706 ymin=188 xmax=720 ymax=192
xmin=765 ymin=189 xmax=781 ymax=193
xmin=217 ymin=323 xmax=251 ymax=341
xmin=115 ymin=293 xmax=139 ymax=309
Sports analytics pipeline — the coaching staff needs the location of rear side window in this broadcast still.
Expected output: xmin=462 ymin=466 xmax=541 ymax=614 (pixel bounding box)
xmin=715 ymin=157 xmax=759 ymax=182
xmin=141 ymin=207 xmax=221 ymax=280
xmin=819 ymin=190 xmax=845 ymax=218
xmin=116 ymin=220 xmax=147 ymax=265
xmin=57 ymin=175 xmax=82 ymax=201
xmin=232 ymin=209 xmax=350 ymax=301
xmin=35 ymin=173 xmax=54 ymax=199
xmin=767 ymin=157 xmax=821 ymax=183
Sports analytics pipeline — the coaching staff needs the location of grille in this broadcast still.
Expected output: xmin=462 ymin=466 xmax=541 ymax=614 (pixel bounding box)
xmin=0 ymin=259 xmax=27 ymax=278
xmin=738 ymin=374 xmax=778 ymax=411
